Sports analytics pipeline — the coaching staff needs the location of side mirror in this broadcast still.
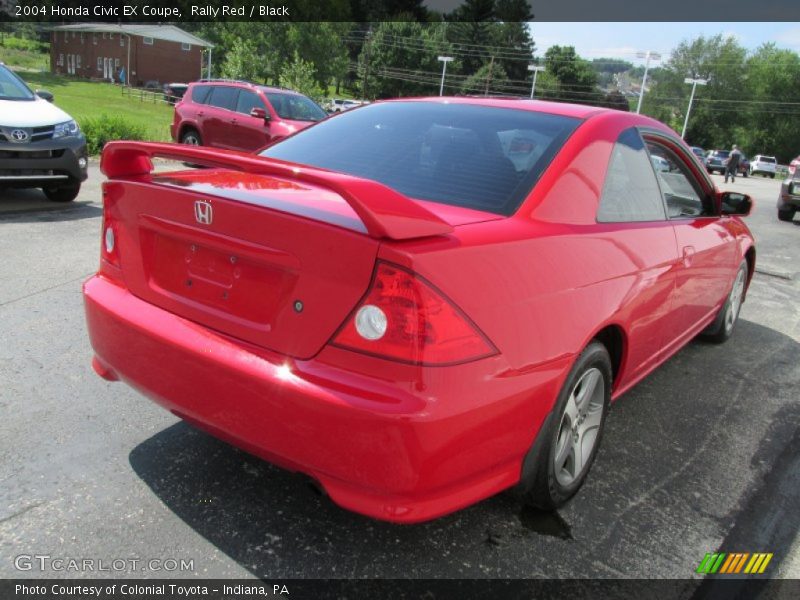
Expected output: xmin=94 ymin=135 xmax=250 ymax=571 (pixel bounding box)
xmin=36 ymin=89 xmax=54 ymax=103
xmin=720 ymin=191 xmax=753 ymax=216
xmin=250 ymin=107 xmax=269 ymax=121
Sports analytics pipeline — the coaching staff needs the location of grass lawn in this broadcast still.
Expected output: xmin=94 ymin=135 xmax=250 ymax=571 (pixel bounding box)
xmin=0 ymin=47 xmax=48 ymax=71
xmin=13 ymin=71 xmax=174 ymax=147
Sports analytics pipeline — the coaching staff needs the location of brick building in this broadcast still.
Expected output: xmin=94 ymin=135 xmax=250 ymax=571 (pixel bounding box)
xmin=50 ymin=24 xmax=213 ymax=87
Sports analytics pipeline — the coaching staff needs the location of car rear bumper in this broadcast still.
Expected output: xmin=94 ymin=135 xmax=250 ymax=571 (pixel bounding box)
xmin=83 ymin=275 xmax=568 ymax=523
xmin=778 ymin=194 xmax=800 ymax=210
xmin=0 ymin=135 xmax=88 ymax=187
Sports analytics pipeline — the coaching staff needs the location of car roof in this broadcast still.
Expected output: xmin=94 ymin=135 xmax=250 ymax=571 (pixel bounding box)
xmin=382 ymin=96 xmax=606 ymax=119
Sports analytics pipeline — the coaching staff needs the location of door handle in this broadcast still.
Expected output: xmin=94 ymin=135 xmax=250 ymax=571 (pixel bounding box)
xmin=682 ymin=246 xmax=695 ymax=267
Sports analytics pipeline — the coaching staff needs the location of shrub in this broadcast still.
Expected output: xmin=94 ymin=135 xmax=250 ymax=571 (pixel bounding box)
xmin=80 ymin=115 xmax=147 ymax=155
xmin=1 ymin=36 xmax=47 ymax=53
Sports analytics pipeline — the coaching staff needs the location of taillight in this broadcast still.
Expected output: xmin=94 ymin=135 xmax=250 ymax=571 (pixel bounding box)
xmin=332 ymin=262 xmax=497 ymax=366
xmin=99 ymin=186 xmax=122 ymax=281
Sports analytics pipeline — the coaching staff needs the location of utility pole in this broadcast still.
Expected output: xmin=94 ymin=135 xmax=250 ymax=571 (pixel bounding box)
xmin=635 ymin=50 xmax=661 ymax=114
xmin=438 ymin=56 xmax=453 ymax=96
xmin=362 ymin=30 xmax=372 ymax=100
xmin=484 ymin=56 xmax=495 ymax=96
xmin=528 ymin=65 xmax=545 ymax=99
xmin=681 ymin=77 xmax=707 ymax=139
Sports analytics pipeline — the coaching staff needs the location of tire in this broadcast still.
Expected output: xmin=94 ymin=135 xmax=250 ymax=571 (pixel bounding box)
xmin=778 ymin=208 xmax=795 ymax=222
xmin=180 ymin=128 xmax=202 ymax=146
xmin=706 ymin=168 xmax=713 ymax=174
xmin=42 ymin=182 xmax=80 ymax=203
xmin=700 ymin=261 xmax=748 ymax=344
xmin=742 ymin=171 xmax=748 ymax=178
xmin=770 ymin=173 xmax=775 ymax=179
xmin=518 ymin=341 xmax=612 ymax=510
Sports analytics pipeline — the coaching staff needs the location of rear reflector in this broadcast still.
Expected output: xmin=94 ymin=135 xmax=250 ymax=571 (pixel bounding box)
xmin=332 ymin=262 xmax=497 ymax=366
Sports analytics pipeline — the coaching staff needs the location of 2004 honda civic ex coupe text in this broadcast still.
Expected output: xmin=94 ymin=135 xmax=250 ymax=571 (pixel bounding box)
xmin=83 ymin=98 xmax=755 ymax=523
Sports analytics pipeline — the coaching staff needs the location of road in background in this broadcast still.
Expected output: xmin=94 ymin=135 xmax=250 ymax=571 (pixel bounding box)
xmin=0 ymin=166 xmax=797 ymax=582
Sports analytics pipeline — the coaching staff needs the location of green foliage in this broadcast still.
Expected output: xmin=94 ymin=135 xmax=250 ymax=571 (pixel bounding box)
xmin=80 ymin=115 xmax=147 ymax=155
xmin=279 ymin=52 xmax=326 ymax=102
xmin=542 ymin=46 xmax=600 ymax=104
xmin=220 ymin=38 xmax=264 ymax=82
xmin=1 ymin=36 xmax=47 ymax=53
xmin=460 ymin=61 xmax=508 ymax=95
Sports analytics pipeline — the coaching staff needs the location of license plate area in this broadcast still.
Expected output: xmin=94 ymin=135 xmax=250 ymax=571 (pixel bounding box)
xmin=140 ymin=224 xmax=297 ymax=329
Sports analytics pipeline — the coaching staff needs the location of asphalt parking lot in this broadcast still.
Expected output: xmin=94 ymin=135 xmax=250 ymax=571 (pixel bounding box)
xmin=0 ymin=165 xmax=798 ymax=584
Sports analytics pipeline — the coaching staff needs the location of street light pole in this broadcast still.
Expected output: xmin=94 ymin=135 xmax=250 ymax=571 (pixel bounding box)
xmin=681 ymin=77 xmax=707 ymax=139
xmin=635 ymin=50 xmax=661 ymax=114
xmin=438 ymin=56 xmax=453 ymax=96
xmin=528 ymin=65 xmax=545 ymax=99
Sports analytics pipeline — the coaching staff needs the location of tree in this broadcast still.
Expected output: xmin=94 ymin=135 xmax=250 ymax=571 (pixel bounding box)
xmin=221 ymin=38 xmax=265 ymax=82
xmin=542 ymin=45 xmax=600 ymax=104
xmin=460 ymin=60 xmax=509 ymax=95
xmin=279 ymin=52 xmax=326 ymax=102
xmin=646 ymin=35 xmax=747 ymax=145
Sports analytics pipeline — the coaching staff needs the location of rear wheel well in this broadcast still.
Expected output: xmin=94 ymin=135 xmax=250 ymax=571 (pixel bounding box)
xmin=592 ymin=325 xmax=624 ymax=386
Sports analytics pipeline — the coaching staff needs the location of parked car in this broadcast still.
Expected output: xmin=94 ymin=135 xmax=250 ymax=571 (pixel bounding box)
xmin=326 ymin=98 xmax=364 ymax=113
xmin=705 ymin=149 xmax=748 ymax=177
xmin=787 ymin=155 xmax=799 ymax=176
xmin=0 ymin=63 xmax=88 ymax=202
xmin=171 ymin=80 xmax=327 ymax=153
xmin=88 ymin=99 xmax=755 ymax=523
xmin=690 ymin=146 xmax=706 ymax=165
xmin=749 ymin=154 xmax=777 ymax=178
xmin=777 ymin=171 xmax=800 ymax=221
xmin=650 ymin=154 xmax=670 ymax=172
xmin=162 ymin=83 xmax=188 ymax=105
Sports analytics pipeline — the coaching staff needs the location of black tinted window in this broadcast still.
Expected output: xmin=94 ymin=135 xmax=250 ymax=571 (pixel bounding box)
xmin=260 ymin=102 xmax=580 ymax=215
xmin=597 ymin=128 xmax=666 ymax=222
xmin=190 ymin=84 xmax=212 ymax=104
xmin=646 ymin=141 xmax=712 ymax=219
xmin=236 ymin=90 xmax=265 ymax=115
xmin=208 ymin=86 xmax=239 ymax=111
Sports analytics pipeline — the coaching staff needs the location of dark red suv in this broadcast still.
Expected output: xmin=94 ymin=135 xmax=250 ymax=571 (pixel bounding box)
xmin=171 ymin=80 xmax=327 ymax=153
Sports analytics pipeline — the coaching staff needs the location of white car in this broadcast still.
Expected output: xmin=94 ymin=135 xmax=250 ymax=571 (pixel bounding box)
xmin=650 ymin=154 xmax=670 ymax=173
xmin=0 ymin=63 xmax=88 ymax=201
xmin=327 ymin=98 xmax=364 ymax=113
xmin=750 ymin=154 xmax=777 ymax=179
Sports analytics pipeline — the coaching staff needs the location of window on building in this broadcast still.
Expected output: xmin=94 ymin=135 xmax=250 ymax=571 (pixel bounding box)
xmin=115 ymin=59 xmax=120 ymax=69
xmin=64 ymin=32 xmax=68 ymax=43
xmin=58 ymin=54 xmax=64 ymax=67
xmin=76 ymin=55 xmax=81 ymax=69
xmin=143 ymin=37 xmax=154 ymax=46
xmin=181 ymin=43 xmax=191 ymax=51
xmin=120 ymin=36 xmax=125 ymax=47
xmin=97 ymin=57 xmax=103 ymax=71
xmin=102 ymin=32 xmax=107 ymax=39
xmin=80 ymin=33 xmax=84 ymax=44
xmin=93 ymin=34 xmax=97 ymax=45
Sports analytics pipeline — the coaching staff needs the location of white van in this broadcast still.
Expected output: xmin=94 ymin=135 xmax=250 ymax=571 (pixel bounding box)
xmin=0 ymin=63 xmax=88 ymax=202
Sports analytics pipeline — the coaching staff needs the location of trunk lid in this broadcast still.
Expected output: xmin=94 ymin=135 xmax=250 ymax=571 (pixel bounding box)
xmin=106 ymin=171 xmax=379 ymax=359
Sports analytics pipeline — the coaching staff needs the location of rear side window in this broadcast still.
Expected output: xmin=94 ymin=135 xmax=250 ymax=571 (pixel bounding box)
xmin=208 ymin=86 xmax=239 ymax=111
xmin=265 ymin=92 xmax=327 ymax=122
xmin=190 ymin=85 xmax=212 ymax=104
xmin=597 ymin=128 xmax=666 ymax=223
xmin=236 ymin=90 xmax=265 ymax=115
xmin=260 ymin=102 xmax=580 ymax=216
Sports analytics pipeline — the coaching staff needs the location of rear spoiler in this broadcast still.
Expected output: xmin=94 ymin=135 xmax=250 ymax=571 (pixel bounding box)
xmin=101 ymin=141 xmax=453 ymax=241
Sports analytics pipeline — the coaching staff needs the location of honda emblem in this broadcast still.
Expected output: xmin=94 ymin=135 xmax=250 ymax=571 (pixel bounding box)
xmin=194 ymin=200 xmax=213 ymax=225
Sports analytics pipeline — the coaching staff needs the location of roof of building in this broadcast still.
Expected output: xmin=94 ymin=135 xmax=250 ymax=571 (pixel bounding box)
xmin=51 ymin=24 xmax=213 ymax=48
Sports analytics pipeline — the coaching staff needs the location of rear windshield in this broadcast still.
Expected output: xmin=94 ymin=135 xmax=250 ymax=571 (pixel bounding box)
xmin=264 ymin=92 xmax=326 ymax=122
xmin=259 ymin=102 xmax=580 ymax=216
xmin=0 ymin=66 xmax=35 ymax=101
xmin=759 ymin=156 xmax=776 ymax=163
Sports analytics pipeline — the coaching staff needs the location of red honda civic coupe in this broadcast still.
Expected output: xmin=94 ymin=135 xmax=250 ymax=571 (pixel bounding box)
xmin=84 ymin=98 xmax=755 ymax=523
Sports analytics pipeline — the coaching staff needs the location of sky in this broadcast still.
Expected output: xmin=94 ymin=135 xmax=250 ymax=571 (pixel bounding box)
xmin=529 ymin=22 xmax=800 ymax=62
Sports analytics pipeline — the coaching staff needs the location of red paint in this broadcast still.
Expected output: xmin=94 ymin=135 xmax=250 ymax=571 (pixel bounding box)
xmin=84 ymin=98 xmax=755 ymax=523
